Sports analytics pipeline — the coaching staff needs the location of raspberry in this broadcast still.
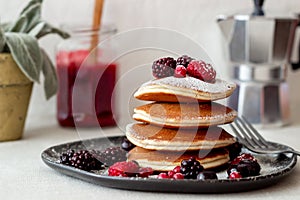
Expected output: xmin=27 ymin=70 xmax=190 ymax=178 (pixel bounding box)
xmin=176 ymin=55 xmax=194 ymax=67
xmin=138 ymin=167 xmax=154 ymax=178
xmin=108 ymin=161 xmax=139 ymax=177
xmin=229 ymin=171 xmax=242 ymax=179
xmin=173 ymin=173 xmax=184 ymax=180
xmin=152 ymin=57 xmax=176 ymax=78
xmin=158 ymin=173 xmax=169 ymax=179
xmin=168 ymin=170 xmax=175 ymax=178
xmin=174 ymin=65 xmax=187 ymax=78
xmin=231 ymin=153 xmax=256 ymax=165
xmin=172 ymin=166 xmax=181 ymax=173
xmin=180 ymin=157 xmax=204 ymax=179
xmin=187 ymin=60 xmax=216 ymax=83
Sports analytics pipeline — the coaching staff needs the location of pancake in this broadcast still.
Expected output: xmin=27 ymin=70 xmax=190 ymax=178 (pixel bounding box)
xmin=127 ymin=147 xmax=230 ymax=171
xmin=134 ymin=76 xmax=236 ymax=102
xmin=126 ymin=123 xmax=236 ymax=151
xmin=133 ymin=102 xmax=237 ymax=128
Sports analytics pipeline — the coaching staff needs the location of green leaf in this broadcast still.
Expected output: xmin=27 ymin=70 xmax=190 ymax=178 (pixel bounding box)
xmin=41 ymin=49 xmax=57 ymax=99
xmin=9 ymin=2 xmax=41 ymax=33
xmin=9 ymin=15 xmax=29 ymax=32
xmin=0 ymin=27 xmax=5 ymax=52
xmin=1 ymin=22 xmax=13 ymax=32
xmin=20 ymin=0 xmax=43 ymax=15
xmin=29 ymin=21 xmax=70 ymax=39
xmin=5 ymin=32 xmax=42 ymax=82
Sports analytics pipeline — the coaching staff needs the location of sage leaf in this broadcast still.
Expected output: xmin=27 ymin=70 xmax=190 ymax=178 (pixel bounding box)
xmin=10 ymin=3 xmax=41 ymax=33
xmin=0 ymin=27 xmax=5 ymax=52
xmin=5 ymin=32 xmax=42 ymax=82
xmin=41 ymin=49 xmax=57 ymax=99
xmin=31 ymin=22 xmax=70 ymax=39
xmin=20 ymin=0 xmax=43 ymax=15
xmin=28 ymin=21 xmax=45 ymax=37
xmin=9 ymin=15 xmax=28 ymax=32
xmin=1 ymin=22 xmax=13 ymax=32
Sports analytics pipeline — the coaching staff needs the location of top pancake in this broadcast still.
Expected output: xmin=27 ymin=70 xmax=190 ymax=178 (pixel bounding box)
xmin=134 ymin=76 xmax=236 ymax=102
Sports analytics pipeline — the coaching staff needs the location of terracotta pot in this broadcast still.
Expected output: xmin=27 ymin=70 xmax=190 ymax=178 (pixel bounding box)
xmin=0 ymin=53 xmax=33 ymax=141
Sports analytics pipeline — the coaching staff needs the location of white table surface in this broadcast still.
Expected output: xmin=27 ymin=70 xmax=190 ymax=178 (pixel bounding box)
xmin=1 ymin=85 xmax=300 ymax=200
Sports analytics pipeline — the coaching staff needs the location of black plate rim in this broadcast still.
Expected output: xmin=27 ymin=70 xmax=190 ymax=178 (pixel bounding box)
xmin=41 ymin=136 xmax=298 ymax=193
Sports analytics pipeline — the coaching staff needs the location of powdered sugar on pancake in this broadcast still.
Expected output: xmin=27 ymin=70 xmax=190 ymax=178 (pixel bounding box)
xmin=147 ymin=76 xmax=235 ymax=93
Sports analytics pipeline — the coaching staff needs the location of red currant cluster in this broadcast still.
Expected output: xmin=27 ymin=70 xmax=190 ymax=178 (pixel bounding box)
xmin=157 ymin=166 xmax=184 ymax=180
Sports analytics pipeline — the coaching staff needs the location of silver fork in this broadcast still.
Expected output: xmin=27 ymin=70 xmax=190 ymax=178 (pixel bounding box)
xmin=230 ymin=116 xmax=300 ymax=156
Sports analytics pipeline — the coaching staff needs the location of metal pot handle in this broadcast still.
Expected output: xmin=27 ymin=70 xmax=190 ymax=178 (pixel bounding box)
xmin=252 ymin=0 xmax=265 ymax=16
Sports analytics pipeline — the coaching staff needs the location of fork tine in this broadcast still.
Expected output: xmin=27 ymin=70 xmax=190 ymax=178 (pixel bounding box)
xmin=230 ymin=120 xmax=257 ymax=150
xmin=236 ymin=117 xmax=267 ymax=148
xmin=240 ymin=116 xmax=271 ymax=148
xmin=234 ymin=118 xmax=259 ymax=149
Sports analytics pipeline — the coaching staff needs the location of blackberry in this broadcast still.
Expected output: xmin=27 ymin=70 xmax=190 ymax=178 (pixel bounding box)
xmin=60 ymin=150 xmax=104 ymax=171
xmin=180 ymin=157 xmax=204 ymax=179
xmin=226 ymin=142 xmax=243 ymax=160
xmin=227 ymin=159 xmax=261 ymax=177
xmin=71 ymin=150 xmax=103 ymax=171
xmin=121 ymin=137 xmax=135 ymax=151
xmin=60 ymin=149 xmax=75 ymax=165
xmin=95 ymin=147 xmax=127 ymax=166
xmin=176 ymin=55 xmax=194 ymax=67
xmin=152 ymin=57 xmax=176 ymax=78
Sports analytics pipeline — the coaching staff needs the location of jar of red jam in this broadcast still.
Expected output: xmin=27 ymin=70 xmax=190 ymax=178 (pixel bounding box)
xmin=56 ymin=25 xmax=117 ymax=127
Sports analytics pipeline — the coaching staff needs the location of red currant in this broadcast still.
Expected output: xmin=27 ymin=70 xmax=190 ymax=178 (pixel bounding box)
xmin=229 ymin=171 xmax=242 ymax=179
xmin=174 ymin=65 xmax=187 ymax=78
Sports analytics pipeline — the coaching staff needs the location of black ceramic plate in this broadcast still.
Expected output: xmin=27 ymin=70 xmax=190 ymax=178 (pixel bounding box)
xmin=41 ymin=136 xmax=297 ymax=193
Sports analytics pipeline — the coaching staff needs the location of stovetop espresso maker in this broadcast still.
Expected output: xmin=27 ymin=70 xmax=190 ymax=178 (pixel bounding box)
xmin=217 ymin=0 xmax=300 ymax=127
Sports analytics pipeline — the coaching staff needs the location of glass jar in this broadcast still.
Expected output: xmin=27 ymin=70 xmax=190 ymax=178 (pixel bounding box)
xmin=56 ymin=25 xmax=118 ymax=127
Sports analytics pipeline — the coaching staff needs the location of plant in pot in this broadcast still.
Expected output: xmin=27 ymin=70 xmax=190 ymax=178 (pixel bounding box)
xmin=0 ymin=0 xmax=69 ymax=141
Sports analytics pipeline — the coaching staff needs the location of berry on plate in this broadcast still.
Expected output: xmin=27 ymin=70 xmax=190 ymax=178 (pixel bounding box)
xmin=108 ymin=161 xmax=153 ymax=177
xmin=227 ymin=153 xmax=261 ymax=178
xmin=60 ymin=150 xmax=104 ymax=171
xmin=180 ymin=157 xmax=204 ymax=179
xmin=108 ymin=161 xmax=140 ymax=177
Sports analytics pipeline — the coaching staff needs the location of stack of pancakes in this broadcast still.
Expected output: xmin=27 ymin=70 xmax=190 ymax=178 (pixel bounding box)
xmin=126 ymin=76 xmax=238 ymax=171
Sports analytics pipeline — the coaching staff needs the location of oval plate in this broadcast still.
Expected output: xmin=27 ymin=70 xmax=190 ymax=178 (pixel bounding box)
xmin=41 ymin=136 xmax=297 ymax=193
